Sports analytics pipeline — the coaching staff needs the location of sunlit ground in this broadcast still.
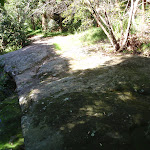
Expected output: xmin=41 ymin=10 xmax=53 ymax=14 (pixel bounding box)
xmin=49 ymin=33 xmax=124 ymax=71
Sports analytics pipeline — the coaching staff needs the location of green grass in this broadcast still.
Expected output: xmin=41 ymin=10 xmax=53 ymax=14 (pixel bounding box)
xmin=52 ymin=27 xmax=107 ymax=52
xmin=0 ymin=94 xmax=24 ymax=150
xmin=27 ymin=29 xmax=42 ymax=38
xmin=0 ymin=135 xmax=24 ymax=150
xmin=141 ymin=42 xmax=150 ymax=51
xmin=53 ymin=43 xmax=62 ymax=50
xmin=79 ymin=27 xmax=107 ymax=44
xmin=0 ymin=67 xmax=24 ymax=150
xmin=43 ymin=31 xmax=70 ymax=38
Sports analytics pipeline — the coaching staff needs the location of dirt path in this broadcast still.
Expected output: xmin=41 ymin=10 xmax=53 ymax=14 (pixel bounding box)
xmin=0 ymin=36 xmax=150 ymax=150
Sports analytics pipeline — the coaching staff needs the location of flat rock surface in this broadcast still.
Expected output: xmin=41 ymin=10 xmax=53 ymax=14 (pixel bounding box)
xmin=0 ymin=36 xmax=150 ymax=150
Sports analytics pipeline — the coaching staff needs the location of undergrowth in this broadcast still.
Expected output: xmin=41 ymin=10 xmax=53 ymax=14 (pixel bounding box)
xmin=43 ymin=31 xmax=70 ymax=37
xmin=0 ymin=67 xmax=24 ymax=150
xmin=27 ymin=29 xmax=42 ymax=38
xmin=53 ymin=27 xmax=107 ymax=51
xmin=79 ymin=27 xmax=107 ymax=44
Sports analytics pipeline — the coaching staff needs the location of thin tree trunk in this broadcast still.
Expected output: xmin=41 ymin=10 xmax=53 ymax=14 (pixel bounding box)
xmin=132 ymin=0 xmax=140 ymax=28
xmin=142 ymin=0 xmax=146 ymax=22
xmin=92 ymin=12 xmax=116 ymax=48
xmin=120 ymin=0 xmax=134 ymax=50
xmin=42 ymin=11 xmax=48 ymax=31
xmin=59 ymin=15 xmax=63 ymax=32
xmin=86 ymin=0 xmax=119 ymax=50
xmin=31 ymin=15 xmax=35 ymax=30
xmin=104 ymin=11 xmax=120 ymax=50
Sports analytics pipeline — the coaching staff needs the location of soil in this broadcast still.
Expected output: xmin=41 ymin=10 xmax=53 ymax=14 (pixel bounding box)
xmin=0 ymin=35 xmax=150 ymax=150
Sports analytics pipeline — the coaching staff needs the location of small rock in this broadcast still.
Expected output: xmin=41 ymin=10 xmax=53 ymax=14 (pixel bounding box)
xmin=91 ymin=133 xmax=95 ymax=137
xmin=43 ymin=106 xmax=47 ymax=110
xmin=103 ymin=112 xmax=106 ymax=115
xmin=64 ymin=98 xmax=69 ymax=101
xmin=91 ymin=130 xmax=96 ymax=137
xmin=107 ymin=112 xmax=113 ymax=116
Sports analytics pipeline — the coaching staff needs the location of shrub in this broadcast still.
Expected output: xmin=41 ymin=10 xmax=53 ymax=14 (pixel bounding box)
xmin=80 ymin=27 xmax=107 ymax=44
xmin=0 ymin=9 xmax=29 ymax=53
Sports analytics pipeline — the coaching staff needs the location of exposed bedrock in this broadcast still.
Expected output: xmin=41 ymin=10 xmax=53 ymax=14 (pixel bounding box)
xmin=1 ymin=38 xmax=150 ymax=150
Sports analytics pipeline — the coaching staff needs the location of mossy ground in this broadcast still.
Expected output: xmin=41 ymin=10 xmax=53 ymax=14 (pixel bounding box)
xmin=0 ymin=67 xmax=24 ymax=150
xmin=29 ymin=56 xmax=150 ymax=150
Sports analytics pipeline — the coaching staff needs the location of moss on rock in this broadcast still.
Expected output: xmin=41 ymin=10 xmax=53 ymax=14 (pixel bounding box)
xmin=0 ymin=67 xmax=24 ymax=150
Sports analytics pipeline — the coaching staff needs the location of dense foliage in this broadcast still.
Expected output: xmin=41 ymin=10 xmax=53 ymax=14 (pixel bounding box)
xmin=0 ymin=0 xmax=150 ymax=53
xmin=0 ymin=9 xmax=29 ymax=52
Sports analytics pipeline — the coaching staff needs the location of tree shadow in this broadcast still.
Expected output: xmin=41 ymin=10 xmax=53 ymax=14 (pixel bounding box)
xmin=0 ymin=40 xmax=72 ymax=96
xmin=2 ymin=41 xmax=150 ymax=150
xmin=0 ymin=40 xmax=71 ymax=149
xmin=26 ymin=55 xmax=150 ymax=150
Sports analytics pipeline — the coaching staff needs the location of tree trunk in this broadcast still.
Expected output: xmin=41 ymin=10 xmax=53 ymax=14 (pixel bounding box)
xmin=142 ymin=0 xmax=146 ymax=22
xmin=42 ymin=11 xmax=48 ymax=31
xmin=132 ymin=0 xmax=140 ymax=28
xmin=120 ymin=0 xmax=134 ymax=50
xmin=59 ymin=15 xmax=63 ymax=32
xmin=86 ymin=0 xmax=119 ymax=50
xmin=85 ymin=0 xmax=140 ymax=51
xmin=31 ymin=15 xmax=35 ymax=30
xmin=104 ymin=11 xmax=120 ymax=50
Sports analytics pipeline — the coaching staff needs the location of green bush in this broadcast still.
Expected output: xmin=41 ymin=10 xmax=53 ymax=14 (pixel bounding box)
xmin=0 ymin=66 xmax=24 ymax=149
xmin=62 ymin=6 xmax=94 ymax=33
xmin=0 ymin=9 xmax=29 ymax=53
xmin=141 ymin=42 xmax=150 ymax=51
xmin=80 ymin=27 xmax=107 ymax=44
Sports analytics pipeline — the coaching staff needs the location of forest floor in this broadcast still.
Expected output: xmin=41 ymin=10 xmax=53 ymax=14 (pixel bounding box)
xmin=0 ymin=35 xmax=150 ymax=150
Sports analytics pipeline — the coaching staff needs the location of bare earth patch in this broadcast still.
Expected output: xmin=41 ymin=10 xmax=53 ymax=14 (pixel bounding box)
xmin=0 ymin=36 xmax=150 ymax=150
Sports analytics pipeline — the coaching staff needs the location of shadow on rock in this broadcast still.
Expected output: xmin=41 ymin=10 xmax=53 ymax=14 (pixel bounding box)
xmin=22 ymin=56 xmax=150 ymax=150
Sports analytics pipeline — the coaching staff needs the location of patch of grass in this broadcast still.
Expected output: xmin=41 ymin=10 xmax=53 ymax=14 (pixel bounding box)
xmin=141 ymin=42 xmax=150 ymax=51
xmin=27 ymin=29 xmax=42 ymax=38
xmin=79 ymin=27 xmax=107 ymax=44
xmin=43 ymin=27 xmax=107 ymax=44
xmin=53 ymin=43 xmax=62 ymax=50
xmin=52 ymin=27 xmax=108 ymax=53
xmin=0 ymin=68 xmax=24 ymax=150
xmin=52 ymin=34 xmax=82 ymax=53
xmin=43 ymin=31 xmax=70 ymax=38
xmin=0 ymin=94 xmax=24 ymax=150
xmin=0 ymin=134 xmax=24 ymax=150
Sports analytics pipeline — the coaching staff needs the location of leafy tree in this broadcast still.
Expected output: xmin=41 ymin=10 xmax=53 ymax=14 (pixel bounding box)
xmin=1 ymin=0 xmax=149 ymax=53
xmin=68 ymin=0 xmax=149 ymax=51
xmin=0 ymin=0 xmax=30 ymax=53
xmin=0 ymin=0 xmax=5 ymax=6
xmin=62 ymin=0 xmax=95 ymax=32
